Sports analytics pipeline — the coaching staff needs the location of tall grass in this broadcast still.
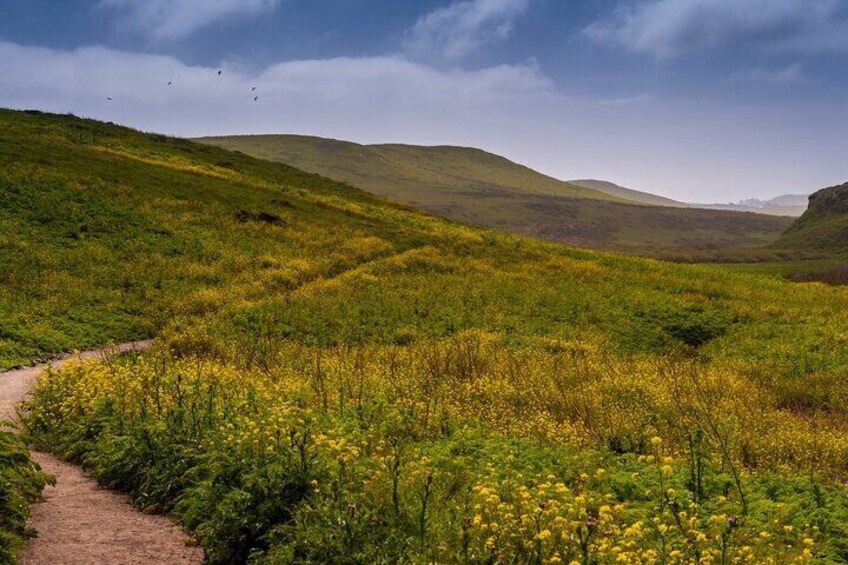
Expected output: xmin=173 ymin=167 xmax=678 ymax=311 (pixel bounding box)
xmin=22 ymin=333 xmax=848 ymax=563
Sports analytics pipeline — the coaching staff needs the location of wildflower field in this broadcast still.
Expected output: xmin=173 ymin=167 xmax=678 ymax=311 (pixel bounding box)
xmin=4 ymin=110 xmax=848 ymax=563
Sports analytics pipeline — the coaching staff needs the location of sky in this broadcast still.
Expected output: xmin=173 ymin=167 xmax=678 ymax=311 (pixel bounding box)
xmin=1 ymin=0 xmax=847 ymax=202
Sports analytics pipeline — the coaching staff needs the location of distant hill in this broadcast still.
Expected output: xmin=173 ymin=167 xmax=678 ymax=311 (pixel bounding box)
xmin=198 ymin=134 xmax=792 ymax=254
xmin=568 ymin=179 xmax=689 ymax=208
xmin=769 ymin=194 xmax=810 ymax=207
xmin=197 ymin=134 xmax=628 ymax=204
xmin=696 ymin=194 xmax=808 ymax=217
xmin=774 ymin=183 xmax=848 ymax=254
xmin=570 ymin=179 xmax=807 ymax=217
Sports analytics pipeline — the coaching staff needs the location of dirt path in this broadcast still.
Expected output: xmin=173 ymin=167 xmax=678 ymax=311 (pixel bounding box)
xmin=0 ymin=342 xmax=203 ymax=565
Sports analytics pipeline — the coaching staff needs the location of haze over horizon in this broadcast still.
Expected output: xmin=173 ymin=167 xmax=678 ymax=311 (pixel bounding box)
xmin=2 ymin=0 xmax=847 ymax=202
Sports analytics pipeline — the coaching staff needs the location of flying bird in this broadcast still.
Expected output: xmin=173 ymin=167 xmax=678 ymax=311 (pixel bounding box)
xmin=251 ymin=86 xmax=257 ymax=92
xmin=217 ymin=70 xmax=222 ymax=76
xmin=106 ymin=97 xmax=112 ymax=101
xmin=167 ymin=81 xmax=172 ymax=86
xmin=254 ymin=96 xmax=259 ymax=102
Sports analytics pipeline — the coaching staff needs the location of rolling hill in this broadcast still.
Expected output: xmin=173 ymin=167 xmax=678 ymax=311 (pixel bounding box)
xmin=197 ymin=134 xmax=793 ymax=254
xmin=195 ymin=134 xmax=628 ymax=204
xmin=7 ymin=109 xmax=848 ymax=562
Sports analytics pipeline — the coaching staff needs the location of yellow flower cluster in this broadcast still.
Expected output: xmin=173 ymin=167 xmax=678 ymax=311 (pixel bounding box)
xmin=24 ymin=334 xmax=827 ymax=563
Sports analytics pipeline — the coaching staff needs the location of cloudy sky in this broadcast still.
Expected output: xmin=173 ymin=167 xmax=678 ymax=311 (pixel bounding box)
xmin=2 ymin=0 xmax=847 ymax=201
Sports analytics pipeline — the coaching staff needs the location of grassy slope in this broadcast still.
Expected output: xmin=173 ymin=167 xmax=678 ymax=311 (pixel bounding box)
xmin=568 ymin=178 xmax=689 ymax=208
xmin=774 ymin=182 xmax=848 ymax=255
xmin=0 ymin=109 xmax=834 ymax=369
xmin=0 ymin=112 xmax=434 ymax=366
xmin=8 ymin=110 xmax=848 ymax=562
xmin=195 ymin=134 xmax=628 ymax=203
xmin=198 ymin=134 xmax=793 ymax=253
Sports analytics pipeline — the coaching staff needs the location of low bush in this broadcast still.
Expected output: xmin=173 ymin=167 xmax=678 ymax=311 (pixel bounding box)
xmin=0 ymin=430 xmax=52 ymax=563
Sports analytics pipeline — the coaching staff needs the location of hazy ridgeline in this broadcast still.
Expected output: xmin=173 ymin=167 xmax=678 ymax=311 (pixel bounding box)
xmin=3 ymin=110 xmax=848 ymax=563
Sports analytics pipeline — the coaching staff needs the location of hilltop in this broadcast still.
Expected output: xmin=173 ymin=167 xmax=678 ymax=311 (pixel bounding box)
xmin=774 ymin=182 xmax=848 ymax=254
xmin=197 ymin=134 xmax=793 ymax=254
xmin=195 ymin=134 xmax=626 ymax=203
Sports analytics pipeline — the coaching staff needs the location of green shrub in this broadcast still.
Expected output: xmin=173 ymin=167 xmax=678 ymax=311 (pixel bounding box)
xmin=660 ymin=306 xmax=730 ymax=348
xmin=0 ymin=430 xmax=52 ymax=563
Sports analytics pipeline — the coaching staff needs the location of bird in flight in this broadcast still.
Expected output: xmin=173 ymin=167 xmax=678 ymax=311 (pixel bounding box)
xmin=167 ymin=81 xmax=172 ymax=86
xmin=254 ymin=96 xmax=259 ymax=102
xmin=218 ymin=70 xmax=222 ymax=76
xmin=251 ymin=86 xmax=257 ymax=92
xmin=107 ymin=97 xmax=112 ymax=101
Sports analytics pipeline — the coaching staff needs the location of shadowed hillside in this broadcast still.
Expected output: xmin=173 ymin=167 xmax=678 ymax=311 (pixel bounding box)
xmin=198 ymin=134 xmax=793 ymax=254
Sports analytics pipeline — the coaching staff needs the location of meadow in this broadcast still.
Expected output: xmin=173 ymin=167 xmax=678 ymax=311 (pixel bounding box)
xmin=3 ymin=109 xmax=848 ymax=562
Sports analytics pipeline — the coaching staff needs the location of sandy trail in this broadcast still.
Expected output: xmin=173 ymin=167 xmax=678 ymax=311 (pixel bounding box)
xmin=0 ymin=342 xmax=203 ymax=565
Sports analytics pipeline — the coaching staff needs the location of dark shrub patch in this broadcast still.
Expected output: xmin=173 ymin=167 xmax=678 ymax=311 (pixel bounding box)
xmin=234 ymin=210 xmax=285 ymax=227
xmin=660 ymin=306 xmax=730 ymax=348
xmin=787 ymin=263 xmax=848 ymax=286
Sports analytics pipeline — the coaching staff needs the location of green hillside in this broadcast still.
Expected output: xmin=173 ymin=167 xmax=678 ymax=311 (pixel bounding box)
xmin=6 ymin=110 xmax=848 ymax=562
xmin=568 ymin=178 xmax=689 ymax=208
xmin=0 ymin=110 xmax=796 ymax=366
xmin=774 ymin=182 xmax=848 ymax=255
xmin=196 ymin=134 xmax=627 ymax=202
xmin=198 ymin=134 xmax=793 ymax=254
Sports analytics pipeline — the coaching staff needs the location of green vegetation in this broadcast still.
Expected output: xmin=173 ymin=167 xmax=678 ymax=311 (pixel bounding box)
xmin=24 ymin=349 xmax=842 ymax=564
xmin=3 ymin=109 xmax=848 ymax=562
xmin=196 ymin=134 xmax=627 ymax=202
xmin=198 ymin=134 xmax=794 ymax=254
xmin=0 ymin=430 xmax=52 ymax=562
xmin=724 ymin=183 xmax=848 ymax=284
xmin=774 ymin=182 xmax=848 ymax=256
xmin=719 ymin=259 xmax=844 ymax=279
